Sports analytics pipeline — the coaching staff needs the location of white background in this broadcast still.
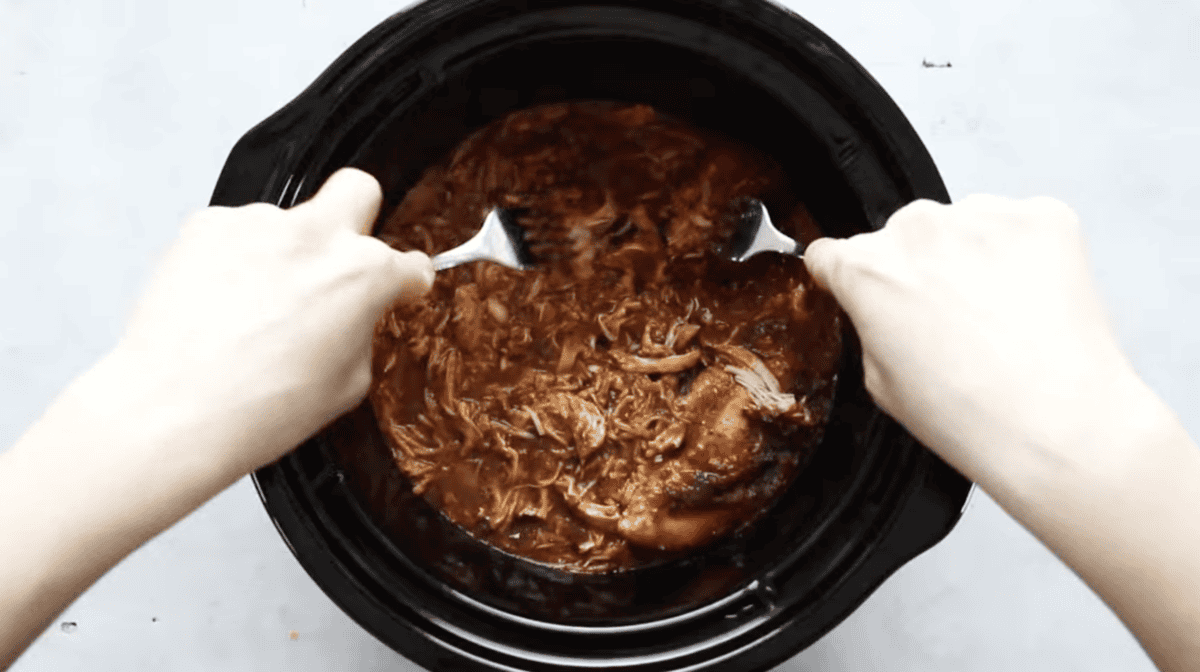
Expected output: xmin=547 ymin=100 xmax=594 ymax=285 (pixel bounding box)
xmin=3 ymin=0 xmax=1196 ymax=670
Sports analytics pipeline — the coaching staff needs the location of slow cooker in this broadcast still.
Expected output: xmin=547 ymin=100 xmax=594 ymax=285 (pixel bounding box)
xmin=209 ymin=0 xmax=972 ymax=669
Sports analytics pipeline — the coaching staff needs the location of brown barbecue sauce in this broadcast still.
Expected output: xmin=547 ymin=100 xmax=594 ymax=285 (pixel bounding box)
xmin=369 ymin=101 xmax=842 ymax=573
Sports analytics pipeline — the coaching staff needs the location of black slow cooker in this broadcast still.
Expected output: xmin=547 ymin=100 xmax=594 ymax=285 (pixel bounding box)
xmin=210 ymin=1 xmax=972 ymax=669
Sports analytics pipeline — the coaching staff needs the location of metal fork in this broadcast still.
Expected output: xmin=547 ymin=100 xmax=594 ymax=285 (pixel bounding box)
xmin=431 ymin=200 xmax=799 ymax=271
xmin=431 ymin=208 xmax=535 ymax=271
xmin=726 ymin=198 xmax=806 ymax=262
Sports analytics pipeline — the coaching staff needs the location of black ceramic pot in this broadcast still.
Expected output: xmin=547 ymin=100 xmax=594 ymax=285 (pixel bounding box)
xmin=210 ymin=1 xmax=972 ymax=670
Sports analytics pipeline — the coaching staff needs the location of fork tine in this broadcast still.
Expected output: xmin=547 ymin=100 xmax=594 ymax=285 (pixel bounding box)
xmin=430 ymin=207 xmax=538 ymax=271
xmin=496 ymin=208 xmax=536 ymax=269
xmin=727 ymin=197 xmax=763 ymax=262
xmin=727 ymin=199 xmax=801 ymax=262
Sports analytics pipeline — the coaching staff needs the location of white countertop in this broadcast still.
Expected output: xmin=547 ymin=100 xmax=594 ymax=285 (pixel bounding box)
xmin=4 ymin=1 xmax=1193 ymax=670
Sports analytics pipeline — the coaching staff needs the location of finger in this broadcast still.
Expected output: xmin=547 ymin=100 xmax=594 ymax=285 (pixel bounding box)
xmin=802 ymin=237 xmax=843 ymax=293
xmin=294 ymin=167 xmax=384 ymax=235
xmin=956 ymin=193 xmax=1013 ymax=213
xmin=804 ymin=233 xmax=887 ymax=324
xmin=181 ymin=203 xmax=275 ymax=234
xmin=1021 ymin=196 xmax=1080 ymax=232
xmin=390 ymin=250 xmax=436 ymax=304
xmin=861 ymin=351 xmax=894 ymax=415
xmin=357 ymin=240 xmax=435 ymax=310
xmin=884 ymin=198 xmax=946 ymax=244
xmin=887 ymin=197 xmax=947 ymax=224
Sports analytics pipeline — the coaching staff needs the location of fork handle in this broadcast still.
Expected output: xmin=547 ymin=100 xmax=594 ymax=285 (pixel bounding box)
xmin=431 ymin=248 xmax=475 ymax=271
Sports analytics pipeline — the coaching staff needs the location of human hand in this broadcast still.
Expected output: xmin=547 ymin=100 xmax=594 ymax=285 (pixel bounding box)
xmin=803 ymin=195 xmax=1138 ymax=485
xmin=114 ymin=167 xmax=433 ymax=476
xmin=0 ymin=168 xmax=432 ymax=665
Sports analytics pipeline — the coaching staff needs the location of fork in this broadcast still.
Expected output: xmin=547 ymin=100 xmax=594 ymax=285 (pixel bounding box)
xmin=726 ymin=198 xmax=806 ymax=263
xmin=431 ymin=208 xmax=535 ymax=271
xmin=431 ymin=200 xmax=799 ymax=271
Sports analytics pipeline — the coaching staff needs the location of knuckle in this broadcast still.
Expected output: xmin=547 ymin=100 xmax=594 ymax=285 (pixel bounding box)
xmin=957 ymin=193 xmax=1012 ymax=212
xmin=337 ymin=235 xmax=406 ymax=293
xmin=181 ymin=207 xmax=223 ymax=231
xmin=816 ymin=235 xmax=890 ymax=297
xmin=239 ymin=202 xmax=283 ymax=217
xmin=888 ymin=199 xmax=950 ymax=247
xmin=805 ymin=237 xmax=852 ymax=290
xmin=347 ymin=361 xmax=373 ymax=400
xmin=355 ymin=235 xmax=402 ymax=273
xmin=889 ymin=198 xmax=945 ymax=230
xmin=1025 ymin=196 xmax=1080 ymax=232
xmin=820 ymin=249 xmax=853 ymax=291
xmin=279 ymin=223 xmax=324 ymax=257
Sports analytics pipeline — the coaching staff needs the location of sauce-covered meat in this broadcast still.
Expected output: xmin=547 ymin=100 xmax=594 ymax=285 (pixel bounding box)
xmin=370 ymin=101 xmax=842 ymax=572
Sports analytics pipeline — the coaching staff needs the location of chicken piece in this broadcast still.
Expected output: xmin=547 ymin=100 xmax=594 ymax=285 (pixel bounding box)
xmin=563 ymin=199 xmax=616 ymax=280
xmin=535 ymin=392 xmax=608 ymax=459
xmin=646 ymin=421 xmax=688 ymax=459
xmin=611 ymin=349 xmax=701 ymax=374
xmin=686 ymin=384 xmax=757 ymax=477
xmin=619 ymin=500 xmax=738 ymax=551
xmin=597 ymin=297 xmax=641 ymax=342
xmin=452 ymin=284 xmax=485 ymax=354
xmin=679 ymin=366 xmax=733 ymax=419
xmin=660 ymin=365 xmax=763 ymax=486
xmin=713 ymin=344 xmax=797 ymax=415
xmin=517 ymin=486 xmax=556 ymax=521
xmin=555 ymin=473 xmax=622 ymax=534
xmin=607 ymin=469 xmax=740 ymax=551
xmin=665 ymin=321 xmax=702 ymax=352
xmin=725 ymin=364 xmax=795 ymax=415
xmin=556 ymin=332 xmax=589 ymax=374
xmin=639 ymin=321 xmax=674 ymax=358
xmin=486 ymin=296 xmax=509 ymax=322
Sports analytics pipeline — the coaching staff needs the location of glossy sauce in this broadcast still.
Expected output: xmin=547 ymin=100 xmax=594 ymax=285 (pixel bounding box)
xmin=370 ymin=102 xmax=842 ymax=572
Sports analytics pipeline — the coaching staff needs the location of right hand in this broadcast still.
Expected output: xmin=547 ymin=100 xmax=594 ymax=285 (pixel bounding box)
xmin=803 ymin=195 xmax=1139 ymax=484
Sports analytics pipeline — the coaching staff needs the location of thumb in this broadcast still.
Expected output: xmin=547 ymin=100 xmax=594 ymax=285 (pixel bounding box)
xmin=389 ymin=250 xmax=436 ymax=305
xmin=803 ymin=237 xmax=844 ymax=294
xmin=294 ymin=167 xmax=384 ymax=235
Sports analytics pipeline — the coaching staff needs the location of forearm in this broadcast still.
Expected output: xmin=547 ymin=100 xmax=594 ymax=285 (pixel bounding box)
xmin=0 ymin=169 xmax=422 ymax=670
xmin=803 ymin=196 xmax=1200 ymax=669
xmin=0 ymin=350 xmax=252 ymax=669
xmin=977 ymin=374 xmax=1200 ymax=672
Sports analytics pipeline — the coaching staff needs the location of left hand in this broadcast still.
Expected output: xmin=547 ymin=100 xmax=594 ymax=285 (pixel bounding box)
xmin=0 ymin=169 xmax=432 ymax=669
xmin=114 ymin=167 xmax=433 ymax=475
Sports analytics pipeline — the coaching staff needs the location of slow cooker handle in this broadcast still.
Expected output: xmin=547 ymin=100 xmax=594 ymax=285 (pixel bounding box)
xmin=877 ymin=452 xmax=974 ymax=565
xmin=209 ymin=104 xmax=319 ymax=209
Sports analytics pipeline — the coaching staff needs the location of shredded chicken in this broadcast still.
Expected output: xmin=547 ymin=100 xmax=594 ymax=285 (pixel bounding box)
xmin=369 ymin=101 xmax=842 ymax=572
